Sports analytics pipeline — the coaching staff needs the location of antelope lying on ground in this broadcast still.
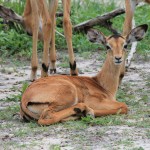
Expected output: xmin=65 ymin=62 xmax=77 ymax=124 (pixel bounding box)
xmin=20 ymin=24 xmax=148 ymax=125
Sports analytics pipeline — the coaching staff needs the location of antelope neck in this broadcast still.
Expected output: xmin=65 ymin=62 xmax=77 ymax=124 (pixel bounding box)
xmin=95 ymin=54 xmax=122 ymax=98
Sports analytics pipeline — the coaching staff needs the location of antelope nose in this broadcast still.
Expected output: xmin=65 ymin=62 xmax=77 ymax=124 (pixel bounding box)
xmin=115 ymin=56 xmax=122 ymax=60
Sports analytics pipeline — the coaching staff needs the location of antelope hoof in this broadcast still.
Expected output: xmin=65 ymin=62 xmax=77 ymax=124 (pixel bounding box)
xmin=30 ymin=72 xmax=37 ymax=82
xmin=30 ymin=77 xmax=36 ymax=82
xmin=70 ymin=69 xmax=78 ymax=76
xmin=41 ymin=63 xmax=49 ymax=77
xmin=50 ymin=68 xmax=56 ymax=74
xmin=70 ymin=61 xmax=78 ymax=76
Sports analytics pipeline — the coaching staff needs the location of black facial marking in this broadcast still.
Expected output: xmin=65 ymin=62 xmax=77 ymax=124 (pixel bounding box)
xmin=42 ymin=63 xmax=49 ymax=72
xmin=70 ymin=61 xmax=77 ymax=71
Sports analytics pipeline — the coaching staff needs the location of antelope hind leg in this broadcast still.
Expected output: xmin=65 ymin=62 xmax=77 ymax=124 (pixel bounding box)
xmin=38 ymin=103 xmax=94 ymax=125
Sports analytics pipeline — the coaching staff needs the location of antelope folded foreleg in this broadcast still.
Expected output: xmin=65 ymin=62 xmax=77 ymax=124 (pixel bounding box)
xmin=94 ymin=101 xmax=128 ymax=117
xmin=38 ymin=103 xmax=94 ymax=125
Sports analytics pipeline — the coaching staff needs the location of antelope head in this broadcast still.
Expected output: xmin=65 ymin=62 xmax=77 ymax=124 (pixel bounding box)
xmin=87 ymin=24 xmax=148 ymax=66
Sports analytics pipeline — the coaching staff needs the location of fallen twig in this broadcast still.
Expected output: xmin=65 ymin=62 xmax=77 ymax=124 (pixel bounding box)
xmin=73 ymin=8 xmax=125 ymax=33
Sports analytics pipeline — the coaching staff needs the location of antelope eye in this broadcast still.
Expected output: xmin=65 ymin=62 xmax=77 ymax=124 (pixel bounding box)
xmin=124 ymin=44 xmax=128 ymax=49
xmin=106 ymin=45 xmax=111 ymax=50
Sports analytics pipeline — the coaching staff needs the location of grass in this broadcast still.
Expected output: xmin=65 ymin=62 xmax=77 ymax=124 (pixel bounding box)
xmin=79 ymin=51 xmax=91 ymax=59
xmin=132 ymin=147 xmax=145 ymax=150
xmin=50 ymin=145 xmax=61 ymax=150
xmin=0 ymin=82 xmax=28 ymax=121
xmin=116 ymin=139 xmax=134 ymax=147
xmin=81 ymin=115 xmax=126 ymax=126
xmin=1 ymin=81 xmax=28 ymax=103
xmin=0 ymin=105 xmax=20 ymax=120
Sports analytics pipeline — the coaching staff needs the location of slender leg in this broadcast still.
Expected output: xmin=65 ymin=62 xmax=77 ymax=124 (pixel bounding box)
xmin=124 ymin=0 xmax=137 ymax=69
xmin=40 ymin=0 xmax=52 ymax=77
xmin=27 ymin=0 xmax=39 ymax=81
xmin=126 ymin=18 xmax=137 ymax=68
xmin=38 ymin=103 xmax=94 ymax=125
xmin=123 ymin=0 xmax=136 ymax=36
xmin=62 ymin=0 xmax=78 ymax=76
xmin=49 ymin=0 xmax=58 ymax=74
xmin=121 ymin=0 xmax=137 ymax=84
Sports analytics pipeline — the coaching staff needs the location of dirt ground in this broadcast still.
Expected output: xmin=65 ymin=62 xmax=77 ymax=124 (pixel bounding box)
xmin=0 ymin=51 xmax=150 ymax=150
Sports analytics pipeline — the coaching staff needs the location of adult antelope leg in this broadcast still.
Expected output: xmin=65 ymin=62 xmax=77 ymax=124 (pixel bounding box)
xmin=41 ymin=0 xmax=52 ymax=77
xmin=94 ymin=101 xmax=128 ymax=116
xmin=123 ymin=0 xmax=137 ymax=68
xmin=49 ymin=0 xmax=58 ymax=74
xmin=62 ymin=0 xmax=78 ymax=76
xmin=123 ymin=0 xmax=136 ymax=36
xmin=38 ymin=103 xmax=94 ymax=125
xmin=119 ymin=0 xmax=137 ymax=84
xmin=25 ymin=0 xmax=39 ymax=81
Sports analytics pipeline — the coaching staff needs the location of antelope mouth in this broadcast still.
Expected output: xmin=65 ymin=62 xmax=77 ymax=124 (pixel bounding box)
xmin=115 ymin=60 xmax=122 ymax=65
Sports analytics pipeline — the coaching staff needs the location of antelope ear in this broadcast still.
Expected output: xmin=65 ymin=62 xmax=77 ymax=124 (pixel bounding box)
xmin=126 ymin=24 xmax=148 ymax=45
xmin=87 ymin=29 xmax=107 ymax=45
